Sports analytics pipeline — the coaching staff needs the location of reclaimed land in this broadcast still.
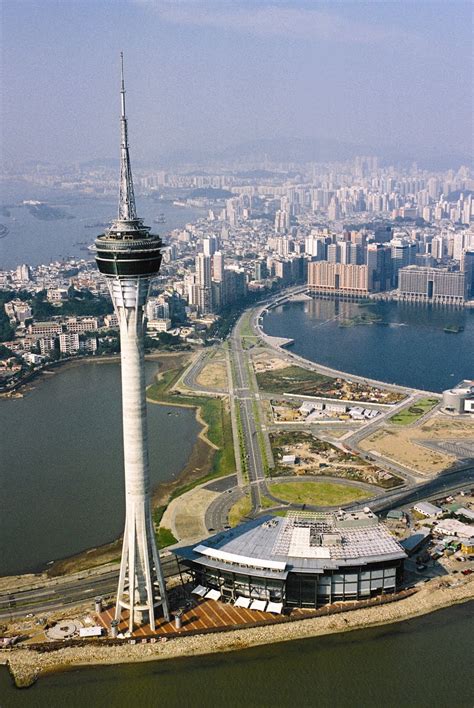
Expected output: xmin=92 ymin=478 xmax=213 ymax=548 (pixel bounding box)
xmin=255 ymin=363 xmax=404 ymax=404
xmin=6 ymin=577 xmax=473 ymax=688
xmin=146 ymin=363 xmax=236 ymax=505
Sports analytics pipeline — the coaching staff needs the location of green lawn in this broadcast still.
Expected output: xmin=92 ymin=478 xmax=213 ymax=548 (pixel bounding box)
xmin=268 ymin=481 xmax=370 ymax=506
xmin=239 ymin=311 xmax=255 ymax=339
xmin=155 ymin=527 xmax=178 ymax=549
xmin=389 ymin=398 xmax=438 ymax=426
xmin=228 ymin=494 xmax=252 ymax=527
xmin=260 ymin=495 xmax=277 ymax=509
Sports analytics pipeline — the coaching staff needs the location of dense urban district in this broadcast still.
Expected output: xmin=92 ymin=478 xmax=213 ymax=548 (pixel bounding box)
xmin=1 ymin=156 xmax=473 ymax=686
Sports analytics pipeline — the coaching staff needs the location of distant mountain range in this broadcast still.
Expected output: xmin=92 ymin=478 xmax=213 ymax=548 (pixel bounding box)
xmin=163 ymin=137 xmax=471 ymax=170
xmin=79 ymin=136 xmax=471 ymax=172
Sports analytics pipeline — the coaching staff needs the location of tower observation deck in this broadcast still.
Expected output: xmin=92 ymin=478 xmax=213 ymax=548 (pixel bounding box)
xmin=95 ymin=54 xmax=169 ymax=631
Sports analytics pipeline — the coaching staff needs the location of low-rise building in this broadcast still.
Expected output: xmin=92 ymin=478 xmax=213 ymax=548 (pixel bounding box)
xmin=460 ymin=538 xmax=474 ymax=554
xmin=103 ymin=313 xmax=119 ymax=328
xmin=22 ymin=352 xmax=45 ymax=365
xmin=442 ymin=381 xmax=474 ymax=414
xmin=413 ymin=502 xmax=443 ymax=518
xmin=434 ymin=518 xmax=473 ymax=538
xmin=147 ymin=318 xmax=171 ymax=333
xmin=66 ymin=317 xmax=99 ymax=333
xmin=29 ymin=321 xmax=63 ymax=338
xmin=454 ymin=508 xmax=474 ymax=522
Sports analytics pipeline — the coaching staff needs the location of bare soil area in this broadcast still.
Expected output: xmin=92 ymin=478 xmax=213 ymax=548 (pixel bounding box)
xmin=271 ymin=432 xmax=400 ymax=488
xmin=359 ymin=413 xmax=473 ymax=474
xmin=252 ymin=349 xmax=289 ymax=373
xmin=196 ymin=359 xmax=228 ymax=391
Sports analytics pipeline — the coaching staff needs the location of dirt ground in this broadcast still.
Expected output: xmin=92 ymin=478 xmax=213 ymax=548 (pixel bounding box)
xmin=359 ymin=413 xmax=473 ymax=474
xmin=273 ymin=438 xmax=396 ymax=487
xmin=252 ymin=349 xmax=289 ymax=373
xmin=418 ymin=414 xmax=474 ymax=438
xmin=160 ymin=486 xmax=220 ymax=542
xmin=196 ymin=357 xmax=228 ymax=390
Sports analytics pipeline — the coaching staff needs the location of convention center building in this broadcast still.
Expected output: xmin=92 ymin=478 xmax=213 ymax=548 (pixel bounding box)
xmin=174 ymin=509 xmax=407 ymax=611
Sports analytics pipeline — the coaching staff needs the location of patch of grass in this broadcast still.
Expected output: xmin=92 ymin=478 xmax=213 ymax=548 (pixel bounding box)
xmin=256 ymin=365 xmax=331 ymax=395
xmin=260 ymin=495 xmax=277 ymax=509
xmin=389 ymin=398 xmax=438 ymax=426
xmin=239 ymin=311 xmax=255 ymax=339
xmin=156 ymin=527 xmax=178 ymax=549
xmin=228 ymin=494 xmax=252 ymax=527
xmin=268 ymin=481 xmax=370 ymax=506
xmin=153 ymin=505 xmax=167 ymax=527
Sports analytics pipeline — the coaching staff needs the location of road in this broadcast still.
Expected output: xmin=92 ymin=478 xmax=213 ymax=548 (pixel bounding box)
xmin=353 ymin=466 xmax=474 ymax=514
xmin=181 ymin=349 xmax=223 ymax=394
xmin=0 ymin=556 xmax=180 ymax=621
xmin=229 ymin=315 xmax=267 ymax=511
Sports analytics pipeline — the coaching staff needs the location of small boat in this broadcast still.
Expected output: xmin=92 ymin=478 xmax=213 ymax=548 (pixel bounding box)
xmin=444 ymin=325 xmax=464 ymax=333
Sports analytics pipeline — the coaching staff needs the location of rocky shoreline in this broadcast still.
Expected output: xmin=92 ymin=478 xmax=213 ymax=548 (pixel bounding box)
xmin=6 ymin=575 xmax=473 ymax=689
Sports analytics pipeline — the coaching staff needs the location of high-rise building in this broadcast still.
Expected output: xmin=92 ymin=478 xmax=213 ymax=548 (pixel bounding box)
xmin=340 ymin=241 xmax=359 ymax=265
xmin=327 ymin=243 xmax=340 ymax=263
xmin=94 ymin=56 xmax=169 ymax=631
xmin=308 ymin=262 xmax=370 ymax=294
xmin=223 ymin=267 xmax=247 ymax=305
xmin=398 ymin=266 xmax=466 ymax=303
xmin=461 ymin=250 xmax=474 ymax=298
xmin=195 ymin=253 xmax=213 ymax=314
xmin=59 ymin=332 xmax=80 ymax=354
xmin=390 ymin=238 xmax=417 ymax=286
xmin=15 ymin=264 xmax=31 ymax=282
xmin=367 ymin=243 xmax=392 ymax=292
xmin=203 ymin=236 xmax=217 ymax=257
xmin=430 ymin=235 xmax=445 ymax=260
xmin=212 ymin=251 xmax=224 ymax=283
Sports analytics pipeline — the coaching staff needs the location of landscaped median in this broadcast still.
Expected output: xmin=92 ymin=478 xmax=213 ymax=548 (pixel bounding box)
xmin=389 ymin=397 xmax=439 ymax=425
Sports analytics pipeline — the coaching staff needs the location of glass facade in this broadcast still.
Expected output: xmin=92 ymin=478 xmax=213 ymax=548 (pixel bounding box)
xmin=286 ymin=562 xmax=402 ymax=607
xmin=179 ymin=559 xmax=403 ymax=610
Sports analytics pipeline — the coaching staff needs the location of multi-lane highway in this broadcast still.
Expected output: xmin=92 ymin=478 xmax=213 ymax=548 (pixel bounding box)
xmin=0 ymin=556 xmax=180 ymax=621
xmin=229 ymin=315 xmax=267 ymax=511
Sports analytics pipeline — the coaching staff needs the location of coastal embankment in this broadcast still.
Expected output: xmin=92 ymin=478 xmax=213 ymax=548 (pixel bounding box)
xmin=257 ymin=301 xmax=437 ymax=398
xmin=6 ymin=575 xmax=473 ymax=688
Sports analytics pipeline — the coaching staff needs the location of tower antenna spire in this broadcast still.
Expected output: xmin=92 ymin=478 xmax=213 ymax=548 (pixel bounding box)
xmin=118 ymin=51 xmax=137 ymax=221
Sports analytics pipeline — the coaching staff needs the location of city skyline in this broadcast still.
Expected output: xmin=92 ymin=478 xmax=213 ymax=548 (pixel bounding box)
xmin=1 ymin=0 xmax=473 ymax=168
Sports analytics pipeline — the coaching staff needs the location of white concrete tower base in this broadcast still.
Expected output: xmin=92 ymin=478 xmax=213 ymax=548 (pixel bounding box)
xmin=109 ymin=276 xmax=169 ymax=632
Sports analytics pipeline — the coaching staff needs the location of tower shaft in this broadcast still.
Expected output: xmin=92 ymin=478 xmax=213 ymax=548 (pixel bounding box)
xmin=110 ymin=278 xmax=169 ymax=630
xmin=95 ymin=55 xmax=169 ymax=632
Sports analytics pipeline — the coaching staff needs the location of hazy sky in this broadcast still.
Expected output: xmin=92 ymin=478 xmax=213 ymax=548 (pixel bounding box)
xmin=1 ymin=0 xmax=473 ymax=165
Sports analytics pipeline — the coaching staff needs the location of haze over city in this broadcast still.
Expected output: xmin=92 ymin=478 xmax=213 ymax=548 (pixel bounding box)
xmin=2 ymin=0 xmax=473 ymax=167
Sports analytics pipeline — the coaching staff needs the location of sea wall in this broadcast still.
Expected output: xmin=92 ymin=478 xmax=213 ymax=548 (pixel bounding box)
xmin=6 ymin=575 xmax=473 ymax=688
